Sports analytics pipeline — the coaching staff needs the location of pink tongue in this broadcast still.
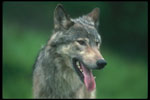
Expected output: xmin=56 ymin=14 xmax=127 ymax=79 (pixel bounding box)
xmin=81 ymin=64 xmax=96 ymax=92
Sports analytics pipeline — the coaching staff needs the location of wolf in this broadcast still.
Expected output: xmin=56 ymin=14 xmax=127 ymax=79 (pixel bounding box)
xmin=33 ymin=4 xmax=107 ymax=99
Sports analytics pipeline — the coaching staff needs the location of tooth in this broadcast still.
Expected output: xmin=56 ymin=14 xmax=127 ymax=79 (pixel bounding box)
xmin=80 ymin=68 xmax=83 ymax=72
xmin=76 ymin=61 xmax=80 ymax=66
xmin=78 ymin=65 xmax=80 ymax=68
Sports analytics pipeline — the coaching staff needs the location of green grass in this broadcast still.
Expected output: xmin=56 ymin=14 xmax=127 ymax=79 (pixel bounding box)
xmin=94 ymin=49 xmax=147 ymax=99
xmin=3 ymin=22 xmax=49 ymax=98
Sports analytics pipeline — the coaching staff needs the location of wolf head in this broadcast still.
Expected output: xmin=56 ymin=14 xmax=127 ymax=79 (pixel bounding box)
xmin=49 ymin=4 xmax=107 ymax=92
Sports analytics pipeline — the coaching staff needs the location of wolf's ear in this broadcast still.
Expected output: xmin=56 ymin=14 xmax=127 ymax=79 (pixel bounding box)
xmin=54 ymin=4 xmax=74 ymax=30
xmin=87 ymin=8 xmax=100 ymax=27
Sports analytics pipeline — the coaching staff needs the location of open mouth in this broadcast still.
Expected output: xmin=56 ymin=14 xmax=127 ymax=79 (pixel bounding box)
xmin=72 ymin=58 xmax=96 ymax=92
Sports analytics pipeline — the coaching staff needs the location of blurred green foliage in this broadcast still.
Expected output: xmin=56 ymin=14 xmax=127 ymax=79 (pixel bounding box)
xmin=3 ymin=2 xmax=148 ymax=99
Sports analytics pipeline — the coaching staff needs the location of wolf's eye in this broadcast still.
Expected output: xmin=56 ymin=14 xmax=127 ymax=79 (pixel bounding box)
xmin=77 ymin=40 xmax=86 ymax=45
xmin=96 ymin=42 xmax=100 ymax=47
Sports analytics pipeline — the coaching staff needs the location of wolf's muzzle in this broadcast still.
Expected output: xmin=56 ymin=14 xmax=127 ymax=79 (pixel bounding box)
xmin=96 ymin=59 xmax=107 ymax=69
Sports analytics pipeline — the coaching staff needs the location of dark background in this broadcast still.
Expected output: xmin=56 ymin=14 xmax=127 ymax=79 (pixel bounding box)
xmin=3 ymin=1 xmax=148 ymax=99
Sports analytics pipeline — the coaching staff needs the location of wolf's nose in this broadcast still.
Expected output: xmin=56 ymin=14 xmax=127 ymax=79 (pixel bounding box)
xmin=96 ymin=59 xmax=107 ymax=69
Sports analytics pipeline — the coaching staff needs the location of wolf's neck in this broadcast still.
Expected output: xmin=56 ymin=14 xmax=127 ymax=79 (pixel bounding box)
xmin=40 ymin=46 xmax=83 ymax=97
